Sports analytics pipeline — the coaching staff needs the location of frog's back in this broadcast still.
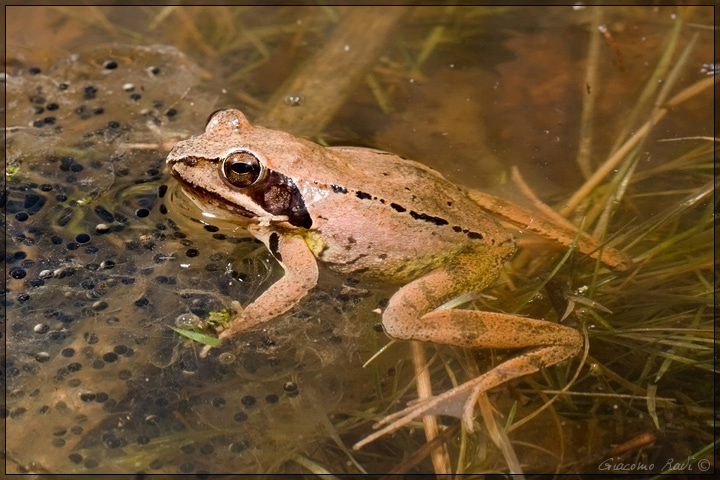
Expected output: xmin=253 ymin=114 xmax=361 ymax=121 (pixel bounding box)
xmin=246 ymin=130 xmax=497 ymax=236
xmin=299 ymin=146 xmax=515 ymax=282
xmin=323 ymin=146 xmax=510 ymax=242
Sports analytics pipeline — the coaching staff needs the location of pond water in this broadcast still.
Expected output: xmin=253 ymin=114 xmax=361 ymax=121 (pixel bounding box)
xmin=4 ymin=5 xmax=714 ymax=476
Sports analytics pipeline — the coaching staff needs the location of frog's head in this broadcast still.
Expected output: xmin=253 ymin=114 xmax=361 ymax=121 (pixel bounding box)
xmin=166 ymin=109 xmax=313 ymax=229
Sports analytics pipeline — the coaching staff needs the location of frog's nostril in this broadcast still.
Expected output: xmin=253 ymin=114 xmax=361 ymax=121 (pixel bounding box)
xmin=181 ymin=156 xmax=200 ymax=166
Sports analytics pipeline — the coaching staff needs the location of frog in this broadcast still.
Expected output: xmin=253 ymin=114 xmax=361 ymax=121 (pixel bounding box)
xmin=166 ymin=109 xmax=629 ymax=450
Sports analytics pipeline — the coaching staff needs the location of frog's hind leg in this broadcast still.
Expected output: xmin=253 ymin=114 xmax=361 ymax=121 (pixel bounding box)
xmin=355 ymin=262 xmax=582 ymax=449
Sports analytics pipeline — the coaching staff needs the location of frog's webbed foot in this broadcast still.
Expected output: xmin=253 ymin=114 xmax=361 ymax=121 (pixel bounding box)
xmin=353 ymin=333 xmax=581 ymax=450
xmin=199 ymin=301 xmax=243 ymax=358
xmin=353 ymin=376 xmax=476 ymax=450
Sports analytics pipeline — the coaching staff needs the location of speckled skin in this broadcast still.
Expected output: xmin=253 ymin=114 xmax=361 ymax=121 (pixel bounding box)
xmin=166 ymin=109 xmax=582 ymax=449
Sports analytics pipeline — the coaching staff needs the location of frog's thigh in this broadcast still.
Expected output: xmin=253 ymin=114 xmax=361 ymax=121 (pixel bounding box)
xmin=382 ymin=257 xmax=580 ymax=352
xmin=220 ymin=230 xmax=319 ymax=339
xmin=382 ymin=253 xmax=498 ymax=341
xmin=390 ymin=308 xmax=582 ymax=351
xmin=384 ymin=298 xmax=582 ymax=389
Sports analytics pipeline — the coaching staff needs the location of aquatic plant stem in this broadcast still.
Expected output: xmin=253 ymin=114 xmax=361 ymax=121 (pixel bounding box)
xmin=260 ymin=6 xmax=410 ymax=136
xmin=559 ymin=74 xmax=717 ymax=217
xmin=410 ymin=341 xmax=452 ymax=475
xmin=575 ymin=5 xmax=603 ymax=179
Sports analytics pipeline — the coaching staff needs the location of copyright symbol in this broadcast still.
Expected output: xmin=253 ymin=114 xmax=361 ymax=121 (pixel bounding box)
xmin=698 ymin=459 xmax=710 ymax=471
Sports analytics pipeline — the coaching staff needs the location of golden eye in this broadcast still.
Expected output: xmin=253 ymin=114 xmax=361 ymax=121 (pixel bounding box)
xmin=221 ymin=151 xmax=263 ymax=188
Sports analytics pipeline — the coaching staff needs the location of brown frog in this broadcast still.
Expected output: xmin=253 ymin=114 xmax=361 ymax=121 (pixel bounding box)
xmin=166 ymin=109 xmax=628 ymax=449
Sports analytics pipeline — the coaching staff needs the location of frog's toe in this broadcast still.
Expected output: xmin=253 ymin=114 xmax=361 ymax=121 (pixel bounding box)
xmin=462 ymin=387 xmax=486 ymax=432
xmin=353 ymin=382 xmax=477 ymax=450
xmin=199 ymin=344 xmax=213 ymax=358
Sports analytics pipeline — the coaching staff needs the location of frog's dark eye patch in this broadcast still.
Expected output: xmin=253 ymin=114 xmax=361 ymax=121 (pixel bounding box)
xmin=221 ymin=151 xmax=264 ymax=188
xmin=250 ymin=170 xmax=312 ymax=229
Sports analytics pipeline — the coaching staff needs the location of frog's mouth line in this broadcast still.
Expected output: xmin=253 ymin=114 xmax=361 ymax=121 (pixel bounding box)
xmin=167 ymin=160 xmax=256 ymax=219
xmin=183 ymin=184 xmax=257 ymax=220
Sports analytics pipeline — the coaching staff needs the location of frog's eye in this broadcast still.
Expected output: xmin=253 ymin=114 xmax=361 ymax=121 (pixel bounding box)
xmin=221 ymin=151 xmax=264 ymax=188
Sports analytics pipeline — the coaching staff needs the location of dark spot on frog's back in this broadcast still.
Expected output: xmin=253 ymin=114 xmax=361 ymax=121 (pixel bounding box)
xmin=452 ymin=225 xmax=484 ymax=240
xmin=409 ymin=210 xmax=448 ymax=226
xmin=331 ymin=184 xmax=347 ymax=194
xmin=356 ymin=191 xmax=372 ymax=200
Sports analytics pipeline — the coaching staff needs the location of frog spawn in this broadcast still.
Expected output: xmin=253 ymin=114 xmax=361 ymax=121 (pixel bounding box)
xmin=5 ymin=176 xmax=322 ymax=473
xmin=4 ymin=45 xmax=371 ymax=474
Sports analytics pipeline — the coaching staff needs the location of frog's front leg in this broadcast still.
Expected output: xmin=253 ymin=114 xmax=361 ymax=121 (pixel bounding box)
xmin=354 ymin=255 xmax=582 ymax=449
xmin=203 ymin=226 xmax=319 ymax=355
